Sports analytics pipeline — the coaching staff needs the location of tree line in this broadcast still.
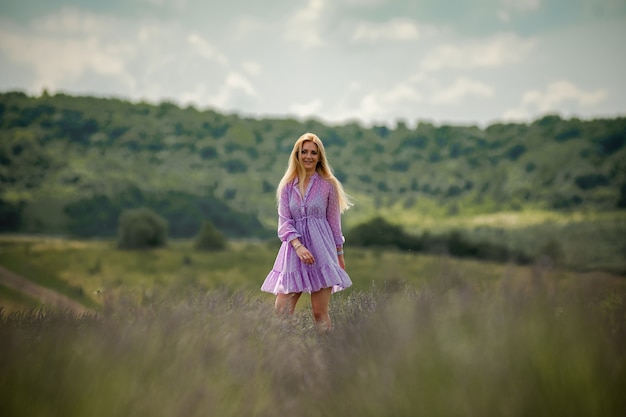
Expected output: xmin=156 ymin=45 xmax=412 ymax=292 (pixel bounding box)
xmin=0 ymin=91 xmax=625 ymax=239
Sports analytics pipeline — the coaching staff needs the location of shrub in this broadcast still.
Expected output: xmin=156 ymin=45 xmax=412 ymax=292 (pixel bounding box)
xmin=222 ymin=158 xmax=248 ymax=173
xmin=390 ymin=160 xmax=410 ymax=172
xmin=574 ymin=174 xmax=609 ymax=190
xmin=443 ymin=231 xmax=532 ymax=264
xmin=346 ymin=217 xmax=422 ymax=251
xmin=504 ymin=144 xmax=526 ymax=161
xmin=117 ymin=207 xmax=168 ymax=249
xmin=595 ymin=132 xmax=625 ymax=155
xmin=617 ymin=184 xmax=626 ymax=208
xmin=347 ymin=217 xmax=532 ymax=263
xmin=195 ymin=220 xmax=227 ymax=251
xmin=551 ymin=194 xmax=583 ymax=209
xmin=555 ymin=127 xmax=581 ymax=141
xmin=0 ymin=199 xmax=23 ymax=232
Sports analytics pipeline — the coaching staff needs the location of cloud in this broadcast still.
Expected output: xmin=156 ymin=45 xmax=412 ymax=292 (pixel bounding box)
xmin=431 ymin=77 xmax=495 ymax=105
xmin=284 ymin=0 xmax=327 ymax=48
xmin=347 ymin=73 xmax=494 ymax=124
xmin=210 ymin=72 xmax=258 ymax=109
xmin=0 ymin=8 xmax=235 ymax=104
xmin=0 ymin=1 xmax=623 ymax=127
xmin=242 ymin=61 xmax=262 ymax=76
xmin=289 ymin=98 xmax=324 ymax=119
xmin=187 ymin=33 xmax=228 ymax=65
xmin=522 ymin=80 xmax=608 ymax=111
xmin=351 ymin=18 xmax=421 ymax=42
xmin=179 ymin=82 xmax=211 ymax=106
xmin=134 ymin=0 xmax=188 ymax=9
xmin=503 ymin=80 xmax=608 ymax=120
xmin=222 ymin=73 xmax=257 ymax=97
xmin=420 ymin=32 xmax=537 ymax=71
xmin=501 ymin=0 xmax=541 ymax=12
xmin=179 ymin=71 xmax=257 ymax=109
xmin=352 ymin=79 xmax=424 ymax=122
xmin=0 ymin=10 xmax=135 ymax=92
xmin=333 ymin=70 xmax=500 ymax=125
xmin=231 ymin=16 xmax=265 ymax=41
xmin=498 ymin=0 xmax=541 ymax=22
xmin=385 ymin=83 xmax=424 ymax=103
xmin=337 ymin=0 xmax=385 ymax=5
xmin=32 ymin=7 xmax=115 ymax=34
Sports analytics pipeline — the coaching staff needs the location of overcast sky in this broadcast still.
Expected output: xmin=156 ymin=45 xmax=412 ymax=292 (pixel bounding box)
xmin=1 ymin=0 xmax=625 ymax=127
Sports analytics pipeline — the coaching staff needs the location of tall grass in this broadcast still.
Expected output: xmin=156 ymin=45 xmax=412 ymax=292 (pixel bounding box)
xmin=1 ymin=267 xmax=624 ymax=417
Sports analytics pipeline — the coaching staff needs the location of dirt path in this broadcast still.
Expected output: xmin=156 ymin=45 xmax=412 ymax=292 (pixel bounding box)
xmin=0 ymin=265 xmax=97 ymax=315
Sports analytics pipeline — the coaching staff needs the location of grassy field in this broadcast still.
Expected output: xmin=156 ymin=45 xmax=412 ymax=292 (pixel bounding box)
xmin=0 ymin=231 xmax=625 ymax=416
xmin=2 ymin=230 xmax=622 ymax=312
xmin=1 ymin=266 xmax=624 ymax=416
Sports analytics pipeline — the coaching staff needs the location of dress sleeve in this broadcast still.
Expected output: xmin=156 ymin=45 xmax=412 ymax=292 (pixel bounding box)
xmin=326 ymin=183 xmax=345 ymax=246
xmin=277 ymin=185 xmax=301 ymax=243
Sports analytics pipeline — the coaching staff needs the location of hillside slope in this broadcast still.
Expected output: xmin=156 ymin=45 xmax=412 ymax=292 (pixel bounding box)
xmin=1 ymin=91 xmax=625 ymax=237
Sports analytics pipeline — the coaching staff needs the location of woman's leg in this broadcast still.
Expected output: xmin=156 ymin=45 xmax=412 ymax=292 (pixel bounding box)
xmin=311 ymin=287 xmax=333 ymax=332
xmin=275 ymin=292 xmax=302 ymax=315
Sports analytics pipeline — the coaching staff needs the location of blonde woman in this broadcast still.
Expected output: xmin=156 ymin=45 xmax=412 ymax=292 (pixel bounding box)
xmin=262 ymin=132 xmax=353 ymax=331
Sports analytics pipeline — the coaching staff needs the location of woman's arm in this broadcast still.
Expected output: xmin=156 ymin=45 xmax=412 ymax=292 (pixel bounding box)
xmin=327 ymin=183 xmax=346 ymax=269
xmin=277 ymin=185 xmax=301 ymax=243
xmin=326 ymin=184 xmax=345 ymax=247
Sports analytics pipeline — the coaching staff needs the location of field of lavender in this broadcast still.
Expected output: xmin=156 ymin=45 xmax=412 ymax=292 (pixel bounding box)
xmin=1 ymin=241 xmax=624 ymax=416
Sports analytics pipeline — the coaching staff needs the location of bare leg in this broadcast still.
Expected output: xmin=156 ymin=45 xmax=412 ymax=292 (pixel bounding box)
xmin=311 ymin=287 xmax=333 ymax=332
xmin=275 ymin=292 xmax=302 ymax=315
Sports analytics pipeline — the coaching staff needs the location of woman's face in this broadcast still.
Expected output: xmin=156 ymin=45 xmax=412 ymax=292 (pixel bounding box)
xmin=299 ymin=141 xmax=319 ymax=173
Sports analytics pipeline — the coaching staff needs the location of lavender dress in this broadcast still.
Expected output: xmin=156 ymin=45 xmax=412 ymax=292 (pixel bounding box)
xmin=262 ymin=172 xmax=352 ymax=294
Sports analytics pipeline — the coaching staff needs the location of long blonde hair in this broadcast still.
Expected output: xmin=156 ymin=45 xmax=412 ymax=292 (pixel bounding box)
xmin=276 ymin=132 xmax=353 ymax=213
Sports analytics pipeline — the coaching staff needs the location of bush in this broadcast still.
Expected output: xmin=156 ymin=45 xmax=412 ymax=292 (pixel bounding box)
xmin=195 ymin=220 xmax=226 ymax=251
xmin=117 ymin=208 xmax=168 ymax=249
xmin=347 ymin=217 xmax=532 ymax=264
xmin=574 ymin=174 xmax=609 ymax=190
xmin=443 ymin=231 xmax=532 ymax=264
xmin=504 ymin=144 xmax=526 ymax=161
xmin=346 ymin=217 xmax=422 ymax=251
xmin=0 ymin=199 xmax=23 ymax=232
xmin=617 ymin=184 xmax=626 ymax=208
xmin=595 ymin=132 xmax=625 ymax=155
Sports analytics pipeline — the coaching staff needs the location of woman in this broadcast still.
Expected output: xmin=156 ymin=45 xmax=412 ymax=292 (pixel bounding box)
xmin=262 ymin=132 xmax=353 ymax=331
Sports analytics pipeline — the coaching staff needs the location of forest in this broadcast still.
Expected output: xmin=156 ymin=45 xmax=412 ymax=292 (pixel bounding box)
xmin=1 ymin=90 xmax=625 ymax=239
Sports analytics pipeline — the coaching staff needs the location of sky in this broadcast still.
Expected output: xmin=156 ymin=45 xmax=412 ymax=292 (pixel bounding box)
xmin=0 ymin=0 xmax=625 ymax=127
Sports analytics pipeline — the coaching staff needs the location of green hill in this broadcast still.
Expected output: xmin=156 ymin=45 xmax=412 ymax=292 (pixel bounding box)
xmin=1 ymin=91 xmax=625 ymax=238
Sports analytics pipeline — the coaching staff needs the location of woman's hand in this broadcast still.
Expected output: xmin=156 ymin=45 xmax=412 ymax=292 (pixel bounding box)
xmin=296 ymin=246 xmax=315 ymax=265
xmin=337 ymin=246 xmax=345 ymax=270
